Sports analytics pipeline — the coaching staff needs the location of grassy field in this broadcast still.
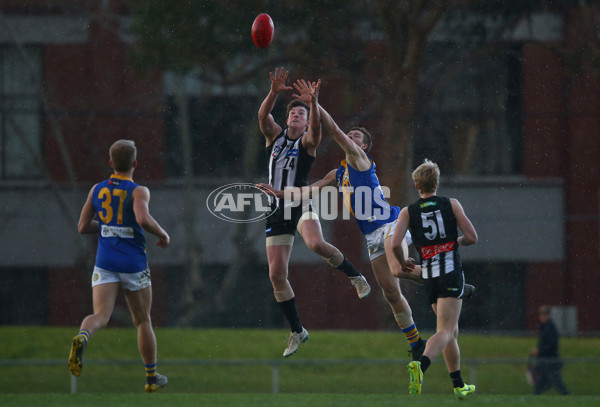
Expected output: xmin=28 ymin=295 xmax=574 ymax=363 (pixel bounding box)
xmin=1 ymin=326 xmax=599 ymax=406
xmin=3 ymin=393 xmax=600 ymax=407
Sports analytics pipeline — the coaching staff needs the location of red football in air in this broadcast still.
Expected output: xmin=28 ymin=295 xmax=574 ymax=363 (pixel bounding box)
xmin=252 ymin=13 xmax=274 ymax=49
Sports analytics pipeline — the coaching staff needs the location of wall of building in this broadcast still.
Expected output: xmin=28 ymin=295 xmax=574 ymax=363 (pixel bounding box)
xmin=521 ymin=41 xmax=600 ymax=332
xmin=0 ymin=6 xmax=598 ymax=332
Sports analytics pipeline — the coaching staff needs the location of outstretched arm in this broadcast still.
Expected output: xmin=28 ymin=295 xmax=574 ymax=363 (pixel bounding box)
xmin=258 ymin=67 xmax=292 ymax=146
xmin=256 ymin=169 xmax=337 ymax=201
xmin=292 ymin=79 xmax=322 ymax=155
xmin=319 ymin=104 xmax=371 ymax=171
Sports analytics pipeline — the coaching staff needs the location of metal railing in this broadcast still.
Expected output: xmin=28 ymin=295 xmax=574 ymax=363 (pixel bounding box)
xmin=2 ymin=357 xmax=598 ymax=394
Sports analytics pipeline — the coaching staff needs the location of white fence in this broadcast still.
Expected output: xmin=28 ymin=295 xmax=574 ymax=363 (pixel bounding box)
xmin=2 ymin=357 xmax=598 ymax=394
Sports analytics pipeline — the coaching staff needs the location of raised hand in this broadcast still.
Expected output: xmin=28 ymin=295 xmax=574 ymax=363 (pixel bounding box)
xmin=308 ymin=79 xmax=321 ymax=104
xmin=292 ymin=79 xmax=314 ymax=104
xmin=269 ymin=67 xmax=293 ymax=94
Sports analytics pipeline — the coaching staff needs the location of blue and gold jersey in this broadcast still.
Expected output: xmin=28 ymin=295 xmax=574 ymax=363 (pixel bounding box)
xmin=335 ymin=159 xmax=400 ymax=235
xmin=91 ymin=174 xmax=147 ymax=273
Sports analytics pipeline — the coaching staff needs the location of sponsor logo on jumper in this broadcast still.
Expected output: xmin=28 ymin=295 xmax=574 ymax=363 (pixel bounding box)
xmin=272 ymin=145 xmax=283 ymax=157
xmin=420 ymin=241 xmax=455 ymax=260
xmin=101 ymin=225 xmax=134 ymax=238
xmin=419 ymin=201 xmax=437 ymax=208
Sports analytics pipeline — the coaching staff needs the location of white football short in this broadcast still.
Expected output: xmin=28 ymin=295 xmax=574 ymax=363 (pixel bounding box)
xmin=364 ymin=219 xmax=413 ymax=261
xmin=91 ymin=266 xmax=152 ymax=291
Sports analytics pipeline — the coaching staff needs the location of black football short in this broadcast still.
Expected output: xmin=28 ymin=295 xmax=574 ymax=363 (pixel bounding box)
xmin=423 ymin=268 xmax=465 ymax=305
xmin=265 ymin=202 xmax=314 ymax=237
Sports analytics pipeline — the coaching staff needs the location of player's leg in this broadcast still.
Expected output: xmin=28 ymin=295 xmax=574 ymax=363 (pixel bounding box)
xmin=424 ymin=298 xmax=462 ymax=363
xmin=266 ymin=240 xmax=298 ymax=331
xmin=69 ymin=279 xmax=119 ymax=376
xmin=550 ymin=367 xmax=569 ymax=395
xmin=407 ymin=299 xmax=461 ymax=395
xmin=298 ymin=215 xmax=370 ymax=299
xmin=124 ymin=276 xmax=166 ymax=393
xmin=266 ymin=239 xmax=309 ymax=357
xmin=440 ymin=319 xmax=473 ymax=398
xmin=534 ymin=366 xmax=549 ymax=394
xmin=370 ymin=254 xmax=425 ymax=357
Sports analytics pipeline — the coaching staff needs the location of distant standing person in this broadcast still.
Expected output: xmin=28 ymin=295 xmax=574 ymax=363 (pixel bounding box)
xmin=68 ymin=139 xmax=170 ymax=393
xmin=391 ymin=159 xmax=478 ymax=398
xmin=532 ymin=305 xmax=570 ymax=395
xmin=258 ymin=68 xmax=371 ymax=358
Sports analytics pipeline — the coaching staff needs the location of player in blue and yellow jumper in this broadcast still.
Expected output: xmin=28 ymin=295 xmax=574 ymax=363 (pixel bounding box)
xmin=68 ymin=139 xmax=170 ymax=392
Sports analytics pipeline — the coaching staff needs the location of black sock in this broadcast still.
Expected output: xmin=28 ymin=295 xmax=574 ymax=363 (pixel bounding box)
xmin=419 ymin=355 xmax=431 ymax=373
xmin=450 ymin=370 xmax=464 ymax=388
xmin=277 ymin=297 xmax=303 ymax=333
xmin=336 ymin=257 xmax=360 ymax=277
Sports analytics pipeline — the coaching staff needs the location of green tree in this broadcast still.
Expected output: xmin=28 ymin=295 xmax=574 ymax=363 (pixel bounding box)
xmin=126 ymin=0 xmax=600 ymax=200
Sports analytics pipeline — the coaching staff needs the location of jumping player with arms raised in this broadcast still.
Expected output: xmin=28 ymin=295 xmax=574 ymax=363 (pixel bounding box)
xmin=259 ymin=68 xmax=370 ymax=357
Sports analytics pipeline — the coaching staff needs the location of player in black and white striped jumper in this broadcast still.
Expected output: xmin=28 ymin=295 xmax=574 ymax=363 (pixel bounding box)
xmin=392 ymin=159 xmax=478 ymax=398
xmin=258 ymin=67 xmax=370 ymax=357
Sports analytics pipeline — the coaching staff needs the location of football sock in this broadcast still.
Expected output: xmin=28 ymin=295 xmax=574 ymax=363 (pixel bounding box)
xmin=335 ymin=257 xmax=361 ymax=277
xmin=401 ymin=323 xmax=421 ymax=348
xmin=277 ymin=297 xmax=303 ymax=333
xmin=145 ymin=363 xmax=157 ymax=379
xmin=78 ymin=329 xmax=90 ymax=346
xmin=450 ymin=370 xmax=465 ymax=388
xmin=420 ymin=356 xmax=432 ymax=373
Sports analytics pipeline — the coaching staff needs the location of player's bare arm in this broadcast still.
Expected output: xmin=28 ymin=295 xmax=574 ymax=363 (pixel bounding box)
xmin=292 ymin=79 xmax=322 ymax=156
xmin=391 ymin=208 xmax=414 ymax=269
xmin=78 ymin=185 xmax=100 ymax=234
xmin=258 ymin=67 xmax=292 ymax=145
xmin=319 ymin=105 xmax=370 ymax=171
xmin=256 ymin=168 xmax=337 ymax=201
xmin=132 ymin=186 xmax=170 ymax=248
xmin=451 ymin=198 xmax=478 ymax=246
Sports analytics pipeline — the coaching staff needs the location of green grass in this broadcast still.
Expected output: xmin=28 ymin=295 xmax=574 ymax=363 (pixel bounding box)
xmin=1 ymin=326 xmax=599 ymax=407
xmin=2 ymin=394 xmax=600 ymax=407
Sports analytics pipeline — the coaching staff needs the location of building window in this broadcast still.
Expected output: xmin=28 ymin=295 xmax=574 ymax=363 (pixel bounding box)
xmin=0 ymin=46 xmax=42 ymax=179
xmin=165 ymin=94 xmax=267 ymax=178
xmin=416 ymin=44 xmax=522 ymax=176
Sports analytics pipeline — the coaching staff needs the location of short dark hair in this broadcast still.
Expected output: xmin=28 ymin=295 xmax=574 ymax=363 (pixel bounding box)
xmin=286 ymin=100 xmax=310 ymax=120
xmin=109 ymin=139 xmax=136 ymax=172
xmin=349 ymin=126 xmax=373 ymax=153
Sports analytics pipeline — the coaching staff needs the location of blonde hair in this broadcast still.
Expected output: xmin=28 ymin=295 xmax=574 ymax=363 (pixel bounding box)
xmin=412 ymin=159 xmax=440 ymax=193
xmin=109 ymin=139 xmax=137 ymax=172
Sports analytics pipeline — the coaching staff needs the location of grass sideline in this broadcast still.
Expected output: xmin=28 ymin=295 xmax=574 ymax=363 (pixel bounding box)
xmin=1 ymin=326 xmax=599 ymax=399
xmin=2 ymin=394 xmax=600 ymax=407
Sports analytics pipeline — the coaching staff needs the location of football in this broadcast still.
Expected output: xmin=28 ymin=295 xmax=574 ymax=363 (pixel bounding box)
xmin=251 ymin=13 xmax=274 ymax=49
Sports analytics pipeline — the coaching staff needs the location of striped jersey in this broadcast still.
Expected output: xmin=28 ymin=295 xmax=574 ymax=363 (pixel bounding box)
xmin=335 ymin=159 xmax=400 ymax=235
xmin=407 ymin=195 xmax=461 ymax=279
xmin=91 ymin=174 xmax=148 ymax=274
xmin=266 ymin=129 xmax=315 ymax=207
